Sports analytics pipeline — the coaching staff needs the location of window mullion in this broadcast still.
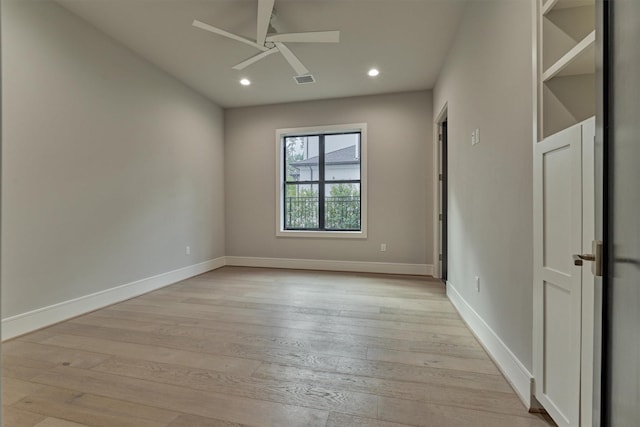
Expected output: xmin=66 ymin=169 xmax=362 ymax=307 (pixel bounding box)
xmin=318 ymin=134 xmax=325 ymax=230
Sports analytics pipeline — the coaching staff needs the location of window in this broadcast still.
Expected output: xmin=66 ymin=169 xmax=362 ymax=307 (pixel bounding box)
xmin=276 ymin=123 xmax=367 ymax=238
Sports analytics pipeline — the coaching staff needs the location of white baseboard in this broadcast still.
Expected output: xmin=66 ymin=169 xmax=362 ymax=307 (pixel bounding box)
xmin=225 ymin=256 xmax=433 ymax=276
xmin=446 ymin=281 xmax=534 ymax=408
xmin=2 ymin=257 xmax=226 ymax=341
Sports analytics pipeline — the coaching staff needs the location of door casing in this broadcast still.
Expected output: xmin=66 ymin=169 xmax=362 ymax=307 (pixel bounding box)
xmin=433 ymin=104 xmax=448 ymax=279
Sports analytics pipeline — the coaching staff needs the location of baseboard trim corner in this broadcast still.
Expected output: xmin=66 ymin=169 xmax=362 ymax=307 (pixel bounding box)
xmin=225 ymin=256 xmax=433 ymax=276
xmin=2 ymin=257 xmax=226 ymax=341
xmin=446 ymin=281 xmax=534 ymax=408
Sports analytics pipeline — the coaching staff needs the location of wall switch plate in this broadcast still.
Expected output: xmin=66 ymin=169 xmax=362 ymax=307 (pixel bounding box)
xmin=471 ymin=131 xmax=476 ymax=146
xmin=475 ymin=128 xmax=480 ymax=145
xmin=475 ymin=276 xmax=480 ymax=292
xmin=186 ymin=246 xmax=191 ymax=255
xmin=380 ymin=243 xmax=387 ymax=252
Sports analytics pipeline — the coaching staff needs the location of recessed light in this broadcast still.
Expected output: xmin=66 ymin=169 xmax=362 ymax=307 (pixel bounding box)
xmin=240 ymin=78 xmax=251 ymax=86
xmin=368 ymin=68 xmax=380 ymax=77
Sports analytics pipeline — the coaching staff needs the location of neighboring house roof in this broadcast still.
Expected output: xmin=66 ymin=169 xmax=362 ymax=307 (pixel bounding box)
xmin=291 ymin=145 xmax=359 ymax=166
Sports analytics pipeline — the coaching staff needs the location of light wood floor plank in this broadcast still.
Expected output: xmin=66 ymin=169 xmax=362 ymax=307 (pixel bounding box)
xmin=2 ymin=267 xmax=551 ymax=426
xmin=33 ymin=419 xmax=90 ymax=427
xmin=167 ymin=414 xmax=251 ymax=427
xmin=2 ymin=406 xmax=47 ymax=427
xmin=335 ymin=357 xmax=513 ymax=393
xmin=366 ymin=346 xmax=501 ymax=375
xmin=166 ymin=278 xmax=446 ymax=300
xmin=326 ymin=412 xmax=413 ymax=427
xmin=82 ymin=303 xmax=484 ymax=359
xmin=241 ymin=289 xmax=456 ymax=312
xmin=130 ymin=291 xmax=383 ymax=315
xmin=36 ymin=322 xmax=342 ymax=372
xmin=99 ymin=302 xmax=466 ymax=332
xmin=12 ymin=385 xmax=177 ymax=427
xmin=29 ymin=367 xmax=329 ymax=427
xmin=2 ymin=355 xmax=56 ymax=381
xmin=31 ymin=333 xmax=262 ymax=376
xmin=378 ymin=396 xmax=552 ymax=427
xmin=68 ymin=315 xmax=370 ymax=359
xmin=3 ymin=341 xmax=111 ymax=370
xmin=3 ymin=378 xmax=46 ymax=406
xmin=180 ymin=297 xmax=469 ymax=336
xmin=253 ymin=363 xmax=528 ymax=416
xmin=91 ymin=356 xmax=378 ymax=417
xmin=337 ymin=308 xmax=463 ymax=325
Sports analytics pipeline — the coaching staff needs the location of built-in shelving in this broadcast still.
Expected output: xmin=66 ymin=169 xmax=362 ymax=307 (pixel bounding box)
xmin=543 ymin=30 xmax=595 ymax=81
xmin=536 ymin=0 xmax=595 ymax=139
xmin=542 ymin=0 xmax=594 ymax=16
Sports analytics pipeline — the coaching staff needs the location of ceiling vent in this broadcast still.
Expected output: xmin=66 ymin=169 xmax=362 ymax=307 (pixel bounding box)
xmin=294 ymin=75 xmax=316 ymax=84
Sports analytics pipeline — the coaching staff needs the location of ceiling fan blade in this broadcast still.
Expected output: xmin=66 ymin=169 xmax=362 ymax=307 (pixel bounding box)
xmin=232 ymin=48 xmax=278 ymax=70
xmin=266 ymin=31 xmax=340 ymax=44
xmin=193 ymin=20 xmax=268 ymax=52
xmin=256 ymin=0 xmax=275 ymax=47
xmin=274 ymin=42 xmax=309 ymax=76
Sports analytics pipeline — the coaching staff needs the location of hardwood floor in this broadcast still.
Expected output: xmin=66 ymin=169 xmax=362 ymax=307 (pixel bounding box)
xmin=2 ymin=267 xmax=554 ymax=426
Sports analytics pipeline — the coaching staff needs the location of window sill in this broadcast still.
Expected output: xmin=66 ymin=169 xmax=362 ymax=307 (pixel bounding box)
xmin=276 ymin=229 xmax=367 ymax=239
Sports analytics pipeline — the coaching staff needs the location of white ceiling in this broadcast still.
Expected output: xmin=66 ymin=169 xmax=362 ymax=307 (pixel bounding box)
xmin=56 ymin=0 xmax=466 ymax=108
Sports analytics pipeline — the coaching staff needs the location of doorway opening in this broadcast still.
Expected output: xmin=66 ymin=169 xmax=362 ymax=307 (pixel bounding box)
xmin=435 ymin=106 xmax=448 ymax=281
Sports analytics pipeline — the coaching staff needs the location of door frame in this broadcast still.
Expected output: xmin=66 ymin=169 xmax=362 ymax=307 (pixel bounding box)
xmin=588 ymin=1 xmax=608 ymax=424
xmin=581 ymin=120 xmax=598 ymax=427
xmin=433 ymin=103 xmax=448 ymax=279
xmin=598 ymin=0 xmax=640 ymax=419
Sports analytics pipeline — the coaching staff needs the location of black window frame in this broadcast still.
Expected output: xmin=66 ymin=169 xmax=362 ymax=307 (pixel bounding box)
xmin=283 ymin=131 xmax=362 ymax=232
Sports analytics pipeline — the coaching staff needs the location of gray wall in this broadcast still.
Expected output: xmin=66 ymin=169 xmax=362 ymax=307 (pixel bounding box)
xmin=1 ymin=0 xmax=225 ymax=318
xmin=433 ymin=1 xmax=534 ymax=369
xmin=225 ymin=91 xmax=432 ymax=265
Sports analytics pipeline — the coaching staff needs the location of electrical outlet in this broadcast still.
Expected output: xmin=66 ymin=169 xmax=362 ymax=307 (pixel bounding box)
xmin=471 ymin=131 xmax=476 ymax=146
xmin=475 ymin=276 xmax=480 ymax=292
xmin=380 ymin=243 xmax=387 ymax=252
xmin=186 ymin=246 xmax=191 ymax=255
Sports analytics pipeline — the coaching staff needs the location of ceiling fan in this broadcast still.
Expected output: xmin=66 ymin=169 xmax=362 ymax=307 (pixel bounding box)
xmin=192 ymin=0 xmax=340 ymax=79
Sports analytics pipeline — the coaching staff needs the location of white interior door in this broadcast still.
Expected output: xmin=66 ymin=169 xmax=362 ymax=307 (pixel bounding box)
xmin=533 ymin=122 xmax=585 ymax=427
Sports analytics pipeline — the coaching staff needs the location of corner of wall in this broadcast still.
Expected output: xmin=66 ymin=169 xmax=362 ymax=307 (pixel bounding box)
xmin=446 ymin=281 xmax=533 ymax=408
xmin=432 ymin=0 xmax=536 ymax=407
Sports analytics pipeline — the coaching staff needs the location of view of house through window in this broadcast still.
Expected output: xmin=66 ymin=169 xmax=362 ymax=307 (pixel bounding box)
xmin=283 ymin=132 xmax=361 ymax=231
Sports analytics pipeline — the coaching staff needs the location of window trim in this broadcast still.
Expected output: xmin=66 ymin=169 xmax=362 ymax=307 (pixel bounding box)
xmin=275 ymin=123 xmax=368 ymax=239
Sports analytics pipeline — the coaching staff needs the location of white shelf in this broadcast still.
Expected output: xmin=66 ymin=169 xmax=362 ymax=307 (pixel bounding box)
xmin=542 ymin=30 xmax=595 ymax=82
xmin=536 ymin=0 xmax=595 ymax=141
xmin=542 ymin=0 xmax=594 ymax=15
